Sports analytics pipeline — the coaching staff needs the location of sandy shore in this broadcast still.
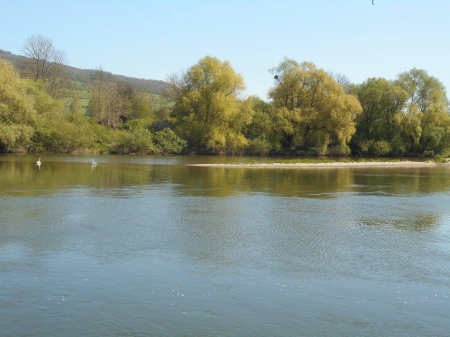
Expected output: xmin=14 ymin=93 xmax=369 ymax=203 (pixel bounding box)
xmin=187 ymin=161 xmax=444 ymax=169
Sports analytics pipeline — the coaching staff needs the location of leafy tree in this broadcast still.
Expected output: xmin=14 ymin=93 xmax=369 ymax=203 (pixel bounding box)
xmin=269 ymin=58 xmax=362 ymax=154
xmin=167 ymin=56 xmax=249 ymax=152
xmin=28 ymin=82 xmax=75 ymax=152
xmin=372 ymin=140 xmax=392 ymax=156
xmin=395 ymin=68 xmax=450 ymax=154
xmin=351 ymin=78 xmax=408 ymax=155
xmin=0 ymin=60 xmax=36 ymax=151
xmin=108 ymin=128 xmax=155 ymax=154
xmin=243 ymin=96 xmax=280 ymax=154
xmin=69 ymin=95 xmax=83 ymax=114
xmin=129 ymin=92 xmax=154 ymax=119
xmin=153 ymin=128 xmax=186 ymax=154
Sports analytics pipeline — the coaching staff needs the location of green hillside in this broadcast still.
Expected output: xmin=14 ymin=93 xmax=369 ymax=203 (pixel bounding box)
xmin=0 ymin=48 xmax=169 ymax=116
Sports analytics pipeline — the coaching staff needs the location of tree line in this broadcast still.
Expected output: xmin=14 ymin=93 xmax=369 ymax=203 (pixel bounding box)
xmin=1 ymin=35 xmax=449 ymax=158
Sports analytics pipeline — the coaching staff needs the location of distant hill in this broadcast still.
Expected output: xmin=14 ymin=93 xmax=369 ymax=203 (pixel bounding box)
xmin=0 ymin=48 xmax=168 ymax=94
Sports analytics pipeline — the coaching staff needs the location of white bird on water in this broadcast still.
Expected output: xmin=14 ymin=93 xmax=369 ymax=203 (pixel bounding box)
xmin=36 ymin=158 xmax=41 ymax=169
xmin=91 ymin=159 xmax=97 ymax=167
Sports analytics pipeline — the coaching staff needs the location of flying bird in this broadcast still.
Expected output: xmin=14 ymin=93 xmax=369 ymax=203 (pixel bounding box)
xmin=372 ymin=0 xmax=374 ymax=4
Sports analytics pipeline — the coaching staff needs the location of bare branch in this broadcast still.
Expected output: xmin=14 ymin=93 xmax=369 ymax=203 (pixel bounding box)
xmin=20 ymin=34 xmax=69 ymax=98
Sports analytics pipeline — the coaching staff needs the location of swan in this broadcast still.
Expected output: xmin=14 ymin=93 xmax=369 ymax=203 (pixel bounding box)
xmin=36 ymin=158 xmax=41 ymax=168
xmin=91 ymin=159 xmax=97 ymax=167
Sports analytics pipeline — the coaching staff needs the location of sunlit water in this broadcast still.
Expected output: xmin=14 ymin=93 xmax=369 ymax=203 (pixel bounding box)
xmin=1 ymin=155 xmax=450 ymax=336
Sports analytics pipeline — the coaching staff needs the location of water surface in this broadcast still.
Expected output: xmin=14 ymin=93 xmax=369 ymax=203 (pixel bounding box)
xmin=1 ymin=155 xmax=450 ymax=336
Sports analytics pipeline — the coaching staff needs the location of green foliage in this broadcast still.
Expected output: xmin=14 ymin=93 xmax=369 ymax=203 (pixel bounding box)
xmin=3 ymin=50 xmax=450 ymax=158
xmin=153 ymin=128 xmax=186 ymax=154
xmin=356 ymin=139 xmax=373 ymax=154
xmin=350 ymin=70 xmax=450 ymax=156
xmin=372 ymin=140 xmax=392 ymax=156
xmin=124 ymin=117 xmax=154 ymax=131
xmin=395 ymin=68 xmax=450 ymax=154
xmin=352 ymin=78 xmax=408 ymax=150
xmin=441 ymin=147 xmax=450 ymax=157
xmin=108 ymin=128 xmax=155 ymax=154
xmin=69 ymin=96 xmax=83 ymax=114
xmin=33 ymin=110 xmax=102 ymax=153
xmin=29 ymin=80 xmax=80 ymax=152
xmin=269 ymin=58 xmax=362 ymax=152
xmin=243 ymin=96 xmax=281 ymax=151
xmin=327 ymin=144 xmax=351 ymax=156
xmin=108 ymin=126 xmax=185 ymax=155
xmin=247 ymin=137 xmax=272 ymax=155
xmin=169 ymin=56 xmax=249 ymax=152
xmin=129 ymin=92 xmax=154 ymax=119
xmin=0 ymin=60 xmax=37 ymax=150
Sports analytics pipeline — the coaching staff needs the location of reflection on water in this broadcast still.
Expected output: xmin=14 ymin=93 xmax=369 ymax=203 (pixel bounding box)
xmin=2 ymin=155 xmax=450 ymax=198
xmin=1 ymin=155 xmax=450 ymax=336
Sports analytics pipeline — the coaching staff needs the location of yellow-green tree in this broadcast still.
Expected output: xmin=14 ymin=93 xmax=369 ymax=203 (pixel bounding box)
xmin=269 ymin=58 xmax=362 ymax=154
xmin=69 ymin=95 xmax=83 ymax=114
xmin=26 ymin=78 xmax=102 ymax=153
xmin=0 ymin=60 xmax=36 ymax=151
xmin=395 ymin=68 xmax=450 ymax=154
xmin=167 ymin=56 xmax=249 ymax=152
xmin=243 ymin=96 xmax=280 ymax=154
xmin=351 ymin=78 xmax=409 ymax=155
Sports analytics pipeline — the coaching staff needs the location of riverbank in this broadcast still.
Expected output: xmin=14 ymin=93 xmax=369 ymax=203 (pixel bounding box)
xmin=187 ymin=160 xmax=447 ymax=168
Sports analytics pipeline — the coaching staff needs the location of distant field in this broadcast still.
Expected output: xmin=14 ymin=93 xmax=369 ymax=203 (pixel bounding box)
xmin=61 ymin=80 xmax=171 ymax=116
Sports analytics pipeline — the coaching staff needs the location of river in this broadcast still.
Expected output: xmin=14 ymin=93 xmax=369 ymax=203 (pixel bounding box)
xmin=1 ymin=155 xmax=450 ymax=336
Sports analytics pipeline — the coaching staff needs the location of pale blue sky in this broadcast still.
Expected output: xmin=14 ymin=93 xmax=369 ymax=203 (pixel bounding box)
xmin=1 ymin=0 xmax=449 ymax=99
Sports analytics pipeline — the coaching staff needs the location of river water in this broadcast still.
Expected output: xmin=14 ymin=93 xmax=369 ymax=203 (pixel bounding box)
xmin=1 ymin=155 xmax=450 ymax=336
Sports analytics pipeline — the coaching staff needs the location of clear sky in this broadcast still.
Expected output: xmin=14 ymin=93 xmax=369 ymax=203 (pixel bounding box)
xmin=1 ymin=0 xmax=449 ymax=99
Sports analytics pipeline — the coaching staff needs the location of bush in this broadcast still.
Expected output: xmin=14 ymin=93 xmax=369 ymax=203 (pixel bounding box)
xmin=247 ymin=137 xmax=272 ymax=155
xmin=327 ymin=144 xmax=351 ymax=156
xmin=434 ymin=154 xmax=448 ymax=163
xmin=358 ymin=140 xmax=373 ymax=154
xmin=372 ymin=140 xmax=392 ymax=156
xmin=441 ymin=147 xmax=450 ymax=158
xmin=153 ymin=128 xmax=186 ymax=154
xmin=124 ymin=117 xmax=154 ymax=131
xmin=108 ymin=128 xmax=155 ymax=154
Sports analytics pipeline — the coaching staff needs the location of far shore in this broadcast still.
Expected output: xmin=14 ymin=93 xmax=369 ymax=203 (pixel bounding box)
xmin=187 ymin=160 xmax=449 ymax=169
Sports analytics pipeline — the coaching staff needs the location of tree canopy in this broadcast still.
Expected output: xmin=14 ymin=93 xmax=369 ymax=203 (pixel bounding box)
xmin=269 ymin=58 xmax=362 ymax=154
xmin=0 ymin=60 xmax=36 ymax=150
xmin=395 ymin=68 xmax=450 ymax=154
xmin=351 ymin=78 xmax=409 ymax=155
xmin=168 ymin=56 xmax=250 ymax=152
xmin=1 ymin=44 xmax=450 ymax=158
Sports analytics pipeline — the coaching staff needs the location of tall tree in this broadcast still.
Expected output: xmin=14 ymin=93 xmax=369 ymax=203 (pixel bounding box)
xmin=20 ymin=34 xmax=69 ymax=98
xmin=351 ymin=78 xmax=408 ymax=155
xmin=0 ymin=60 xmax=36 ymax=151
xmin=167 ymin=56 xmax=249 ymax=152
xmin=243 ymin=96 xmax=279 ymax=154
xmin=395 ymin=68 xmax=450 ymax=154
xmin=269 ymin=58 xmax=362 ymax=154
xmin=69 ymin=96 xmax=83 ymax=114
